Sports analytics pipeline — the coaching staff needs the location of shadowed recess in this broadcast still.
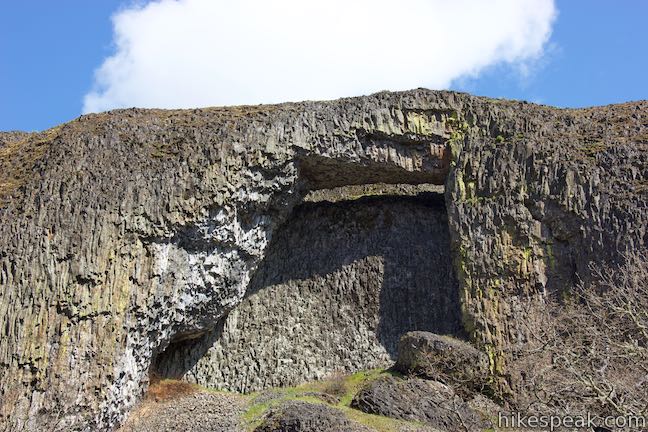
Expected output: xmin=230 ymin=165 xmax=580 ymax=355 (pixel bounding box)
xmin=152 ymin=190 xmax=463 ymax=392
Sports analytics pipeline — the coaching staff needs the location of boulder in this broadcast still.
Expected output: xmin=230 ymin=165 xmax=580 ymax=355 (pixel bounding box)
xmin=254 ymin=401 xmax=368 ymax=432
xmin=395 ymin=332 xmax=489 ymax=391
xmin=350 ymin=376 xmax=490 ymax=431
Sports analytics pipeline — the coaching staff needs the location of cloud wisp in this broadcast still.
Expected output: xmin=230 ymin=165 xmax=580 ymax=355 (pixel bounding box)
xmin=83 ymin=0 xmax=556 ymax=113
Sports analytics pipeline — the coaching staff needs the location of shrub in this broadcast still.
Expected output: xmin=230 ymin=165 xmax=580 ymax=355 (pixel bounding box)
xmin=510 ymin=249 xmax=648 ymax=421
xmin=321 ymin=370 xmax=348 ymax=398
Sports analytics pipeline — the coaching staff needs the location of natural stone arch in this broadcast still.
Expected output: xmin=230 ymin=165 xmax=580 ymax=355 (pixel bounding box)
xmin=1 ymin=90 xmax=645 ymax=431
xmin=150 ymin=186 xmax=463 ymax=392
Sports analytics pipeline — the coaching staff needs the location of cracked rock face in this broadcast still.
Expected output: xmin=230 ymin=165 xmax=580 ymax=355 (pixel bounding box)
xmin=0 ymin=89 xmax=646 ymax=431
xmin=351 ymin=376 xmax=487 ymax=431
xmin=152 ymin=192 xmax=462 ymax=393
xmin=254 ymin=400 xmax=369 ymax=432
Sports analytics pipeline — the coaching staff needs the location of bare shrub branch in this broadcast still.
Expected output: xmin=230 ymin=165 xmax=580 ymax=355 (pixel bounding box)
xmin=510 ymin=249 xmax=648 ymax=421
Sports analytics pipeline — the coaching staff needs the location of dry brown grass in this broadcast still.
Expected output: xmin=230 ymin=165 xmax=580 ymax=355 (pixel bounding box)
xmin=0 ymin=127 xmax=60 ymax=204
xmin=320 ymin=370 xmax=349 ymax=398
xmin=146 ymin=374 xmax=199 ymax=403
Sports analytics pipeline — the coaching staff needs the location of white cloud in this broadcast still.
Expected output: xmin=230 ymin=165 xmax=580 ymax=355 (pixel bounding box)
xmin=83 ymin=0 xmax=556 ymax=113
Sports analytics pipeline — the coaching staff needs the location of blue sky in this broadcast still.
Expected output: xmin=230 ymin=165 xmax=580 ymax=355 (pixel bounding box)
xmin=455 ymin=1 xmax=648 ymax=108
xmin=1 ymin=0 xmax=646 ymax=132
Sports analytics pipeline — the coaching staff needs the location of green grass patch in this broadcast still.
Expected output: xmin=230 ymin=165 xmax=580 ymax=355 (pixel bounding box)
xmin=284 ymin=368 xmax=392 ymax=406
xmin=341 ymin=406 xmax=427 ymax=432
xmin=235 ymin=368 xmax=404 ymax=430
xmin=161 ymin=368 xmax=426 ymax=431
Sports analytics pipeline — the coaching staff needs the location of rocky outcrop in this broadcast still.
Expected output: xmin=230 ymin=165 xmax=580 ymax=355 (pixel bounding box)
xmin=395 ymin=332 xmax=489 ymax=392
xmin=445 ymin=99 xmax=648 ymax=387
xmin=118 ymin=391 xmax=246 ymax=432
xmin=0 ymin=89 xmax=646 ymax=431
xmin=351 ymin=376 xmax=488 ymax=431
xmin=349 ymin=331 xmax=498 ymax=430
xmin=254 ymin=401 xmax=368 ymax=432
xmin=152 ymin=192 xmax=462 ymax=392
xmin=0 ymin=132 xmax=32 ymax=148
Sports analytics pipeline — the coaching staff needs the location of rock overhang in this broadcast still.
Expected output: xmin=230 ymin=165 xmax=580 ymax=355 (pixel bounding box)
xmin=151 ymin=186 xmax=461 ymax=393
xmin=0 ymin=89 xmax=646 ymax=431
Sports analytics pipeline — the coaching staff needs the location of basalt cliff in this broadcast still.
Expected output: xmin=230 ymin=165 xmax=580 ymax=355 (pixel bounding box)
xmin=0 ymin=89 xmax=646 ymax=431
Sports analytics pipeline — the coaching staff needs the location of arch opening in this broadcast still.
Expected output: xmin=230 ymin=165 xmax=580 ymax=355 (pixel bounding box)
xmin=150 ymin=182 xmax=463 ymax=392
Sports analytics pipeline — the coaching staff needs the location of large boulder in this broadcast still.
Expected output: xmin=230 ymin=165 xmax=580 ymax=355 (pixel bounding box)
xmin=395 ymin=332 xmax=490 ymax=391
xmin=351 ymin=376 xmax=489 ymax=431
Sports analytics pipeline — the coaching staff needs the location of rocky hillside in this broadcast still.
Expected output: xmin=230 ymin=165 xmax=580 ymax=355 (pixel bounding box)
xmin=120 ymin=332 xmax=500 ymax=432
xmin=0 ymin=89 xmax=646 ymax=431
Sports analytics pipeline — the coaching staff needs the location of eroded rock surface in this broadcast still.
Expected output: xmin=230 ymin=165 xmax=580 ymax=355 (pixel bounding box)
xmin=153 ymin=193 xmax=462 ymax=392
xmin=395 ymin=331 xmax=489 ymax=391
xmin=118 ymin=392 xmax=246 ymax=432
xmin=0 ymin=89 xmax=646 ymax=431
xmin=254 ymin=401 xmax=369 ymax=432
xmin=351 ymin=376 xmax=488 ymax=431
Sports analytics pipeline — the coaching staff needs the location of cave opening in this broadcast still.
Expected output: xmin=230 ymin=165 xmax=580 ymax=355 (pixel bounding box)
xmin=151 ymin=156 xmax=461 ymax=393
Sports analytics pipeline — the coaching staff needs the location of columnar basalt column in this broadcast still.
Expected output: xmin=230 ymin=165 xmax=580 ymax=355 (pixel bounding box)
xmin=0 ymin=90 xmax=646 ymax=431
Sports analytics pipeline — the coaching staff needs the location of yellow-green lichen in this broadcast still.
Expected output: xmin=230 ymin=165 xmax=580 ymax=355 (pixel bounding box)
xmin=405 ymin=111 xmax=441 ymax=136
xmin=445 ymin=112 xmax=470 ymax=166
